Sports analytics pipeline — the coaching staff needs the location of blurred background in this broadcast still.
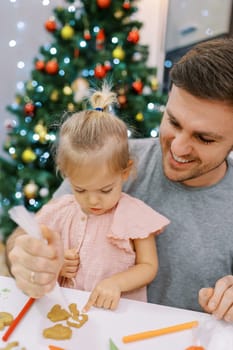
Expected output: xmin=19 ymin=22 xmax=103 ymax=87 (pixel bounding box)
xmin=0 ymin=0 xmax=232 ymax=241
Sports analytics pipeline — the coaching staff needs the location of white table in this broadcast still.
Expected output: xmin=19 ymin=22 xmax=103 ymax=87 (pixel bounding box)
xmin=0 ymin=276 xmax=218 ymax=349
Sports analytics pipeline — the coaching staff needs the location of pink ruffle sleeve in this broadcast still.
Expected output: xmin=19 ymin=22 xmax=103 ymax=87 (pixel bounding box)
xmin=108 ymin=193 xmax=170 ymax=252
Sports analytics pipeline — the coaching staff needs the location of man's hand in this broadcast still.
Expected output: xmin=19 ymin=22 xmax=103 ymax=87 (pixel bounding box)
xmin=59 ymin=248 xmax=80 ymax=279
xmin=199 ymin=275 xmax=233 ymax=322
xmin=8 ymin=225 xmax=64 ymax=299
xmin=82 ymin=278 xmax=121 ymax=313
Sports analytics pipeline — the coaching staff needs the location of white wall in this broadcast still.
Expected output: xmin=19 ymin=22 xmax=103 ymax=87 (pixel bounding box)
xmin=165 ymin=0 xmax=232 ymax=52
xmin=0 ymin=0 xmax=167 ymax=156
xmin=137 ymin=0 xmax=169 ymax=82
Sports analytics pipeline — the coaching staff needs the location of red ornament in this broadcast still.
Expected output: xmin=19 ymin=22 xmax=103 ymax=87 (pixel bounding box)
xmin=96 ymin=0 xmax=111 ymax=8
xmin=118 ymin=95 xmax=127 ymax=106
xmin=96 ymin=29 xmax=105 ymax=42
xmin=24 ymin=102 xmax=35 ymax=115
xmin=127 ymin=29 xmax=140 ymax=44
xmin=35 ymin=60 xmax=45 ymax=71
xmin=84 ymin=29 xmax=91 ymax=40
xmin=44 ymin=19 xmax=57 ymax=32
xmin=45 ymin=60 xmax=59 ymax=75
xmin=104 ymin=60 xmax=112 ymax=71
xmin=94 ymin=64 xmax=107 ymax=79
xmin=123 ymin=0 xmax=131 ymax=9
xmin=132 ymin=80 xmax=143 ymax=94
xmin=74 ymin=48 xmax=80 ymax=58
xmin=96 ymin=29 xmax=106 ymax=50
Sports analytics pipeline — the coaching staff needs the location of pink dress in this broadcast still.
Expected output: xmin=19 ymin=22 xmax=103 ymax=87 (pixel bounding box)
xmin=36 ymin=193 xmax=170 ymax=302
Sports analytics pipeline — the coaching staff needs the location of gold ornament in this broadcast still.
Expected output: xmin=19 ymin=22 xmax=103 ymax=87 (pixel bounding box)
xmin=112 ymin=46 xmax=125 ymax=60
xmin=23 ymin=181 xmax=38 ymax=199
xmin=34 ymin=122 xmax=48 ymax=143
xmin=39 ymin=131 xmax=47 ymax=143
xmin=61 ymin=25 xmax=74 ymax=40
xmin=150 ymin=76 xmax=159 ymax=91
xmin=50 ymin=90 xmax=59 ymax=101
xmin=114 ymin=10 xmax=124 ymax=19
xmin=63 ymin=85 xmax=73 ymax=96
xmin=4 ymin=138 xmax=11 ymax=149
xmin=21 ymin=148 xmax=36 ymax=163
xmin=67 ymin=103 xmax=75 ymax=112
xmin=26 ymin=80 xmax=34 ymax=91
xmin=15 ymin=96 xmax=21 ymax=104
xmin=135 ymin=112 xmax=144 ymax=121
xmin=34 ymin=122 xmax=45 ymax=134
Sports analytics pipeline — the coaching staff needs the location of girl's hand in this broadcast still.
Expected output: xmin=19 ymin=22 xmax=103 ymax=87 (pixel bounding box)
xmin=59 ymin=248 xmax=80 ymax=279
xmin=82 ymin=278 xmax=121 ymax=312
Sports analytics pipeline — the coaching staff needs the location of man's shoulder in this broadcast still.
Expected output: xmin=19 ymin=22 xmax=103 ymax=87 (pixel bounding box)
xmin=129 ymin=137 xmax=159 ymax=147
xmin=129 ymin=137 xmax=160 ymax=157
xmin=228 ymin=153 xmax=233 ymax=167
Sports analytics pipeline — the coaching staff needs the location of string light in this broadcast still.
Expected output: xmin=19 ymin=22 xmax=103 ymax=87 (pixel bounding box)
xmin=9 ymin=40 xmax=16 ymax=47
xmin=42 ymin=0 xmax=50 ymax=6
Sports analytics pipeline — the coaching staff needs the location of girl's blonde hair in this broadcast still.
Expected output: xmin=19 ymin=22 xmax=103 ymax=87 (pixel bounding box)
xmin=56 ymin=83 xmax=132 ymax=176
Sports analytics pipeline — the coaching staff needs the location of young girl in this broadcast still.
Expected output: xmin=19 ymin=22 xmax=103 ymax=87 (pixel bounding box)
xmin=36 ymin=84 xmax=170 ymax=312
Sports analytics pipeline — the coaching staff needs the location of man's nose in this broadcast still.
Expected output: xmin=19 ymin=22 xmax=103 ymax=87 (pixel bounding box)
xmin=171 ymin=133 xmax=192 ymax=156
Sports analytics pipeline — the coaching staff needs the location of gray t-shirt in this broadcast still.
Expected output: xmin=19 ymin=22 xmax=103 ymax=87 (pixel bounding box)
xmin=54 ymin=137 xmax=233 ymax=312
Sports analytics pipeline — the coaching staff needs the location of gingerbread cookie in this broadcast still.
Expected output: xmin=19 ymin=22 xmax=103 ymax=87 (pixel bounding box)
xmin=67 ymin=313 xmax=88 ymax=328
xmin=0 ymin=341 xmax=26 ymax=350
xmin=0 ymin=312 xmax=13 ymax=331
xmin=43 ymin=324 xmax=72 ymax=340
xmin=43 ymin=303 xmax=88 ymax=340
xmin=47 ymin=305 xmax=70 ymax=322
xmin=68 ymin=303 xmax=79 ymax=319
xmin=68 ymin=303 xmax=88 ymax=326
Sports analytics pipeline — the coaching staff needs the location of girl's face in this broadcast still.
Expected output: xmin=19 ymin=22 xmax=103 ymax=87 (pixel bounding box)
xmin=67 ymin=159 xmax=130 ymax=215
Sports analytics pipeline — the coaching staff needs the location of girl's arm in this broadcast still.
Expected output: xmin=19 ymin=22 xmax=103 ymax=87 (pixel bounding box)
xmin=111 ymin=234 xmax=158 ymax=292
xmin=82 ymin=234 xmax=158 ymax=312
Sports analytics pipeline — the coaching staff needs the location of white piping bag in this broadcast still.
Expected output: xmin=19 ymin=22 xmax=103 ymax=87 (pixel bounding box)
xmin=192 ymin=316 xmax=233 ymax=349
xmin=8 ymin=205 xmax=69 ymax=313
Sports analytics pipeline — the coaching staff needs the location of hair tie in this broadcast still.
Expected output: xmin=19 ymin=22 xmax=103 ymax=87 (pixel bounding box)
xmin=95 ymin=107 xmax=103 ymax=111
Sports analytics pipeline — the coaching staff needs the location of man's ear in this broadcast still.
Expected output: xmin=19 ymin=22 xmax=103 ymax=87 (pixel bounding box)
xmin=122 ymin=159 xmax=134 ymax=180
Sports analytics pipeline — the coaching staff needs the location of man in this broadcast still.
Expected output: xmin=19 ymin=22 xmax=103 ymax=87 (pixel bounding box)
xmin=6 ymin=37 xmax=233 ymax=321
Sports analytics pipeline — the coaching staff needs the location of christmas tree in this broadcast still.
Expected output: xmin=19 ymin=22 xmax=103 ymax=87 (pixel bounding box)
xmin=0 ymin=0 xmax=167 ymax=241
